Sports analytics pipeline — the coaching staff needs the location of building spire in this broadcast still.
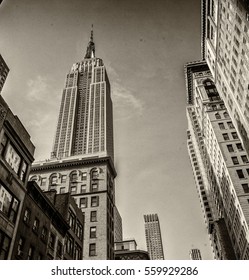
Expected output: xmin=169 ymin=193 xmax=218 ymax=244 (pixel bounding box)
xmin=84 ymin=25 xmax=95 ymax=59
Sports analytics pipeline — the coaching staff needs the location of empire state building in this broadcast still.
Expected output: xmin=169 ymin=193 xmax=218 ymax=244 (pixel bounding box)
xmin=51 ymin=29 xmax=114 ymax=161
xmin=30 ymin=29 xmax=118 ymax=260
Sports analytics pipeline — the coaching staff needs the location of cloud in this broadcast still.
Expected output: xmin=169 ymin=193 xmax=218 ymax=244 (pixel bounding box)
xmin=27 ymin=75 xmax=49 ymax=101
xmin=112 ymin=81 xmax=144 ymax=121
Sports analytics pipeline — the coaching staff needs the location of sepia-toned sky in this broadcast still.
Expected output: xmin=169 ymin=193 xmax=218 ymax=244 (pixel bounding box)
xmin=0 ymin=0 xmax=214 ymax=259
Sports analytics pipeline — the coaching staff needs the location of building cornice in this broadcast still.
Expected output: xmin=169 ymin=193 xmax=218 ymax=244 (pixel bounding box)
xmin=31 ymin=155 xmax=117 ymax=177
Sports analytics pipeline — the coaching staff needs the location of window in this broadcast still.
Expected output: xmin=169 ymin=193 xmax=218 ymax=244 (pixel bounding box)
xmin=227 ymin=122 xmax=234 ymax=129
xmin=237 ymin=169 xmax=245 ymax=179
xmin=242 ymin=184 xmax=249 ymax=193
xmin=218 ymin=123 xmax=225 ymax=129
xmin=61 ymin=175 xmax=67 ymax=183
xmin=80 ymin=197 xmax=87 ymax=208
xmin=4 ymin=142 xmax=21 ymax=174
xmin=41 ymin=227 xmax=48 ymax=242
xmin=40 ymin=177 xmax=46 ymax=187
xmin=32 ymin=218 xmax=39 ymax=233
xmin=232 ymin=132 xmax=239 ymax=139
xmin=91 ymin=183 xmax=98 ymax=192
xmin=215 ymin=113 xmax=221 ymax=119
xmin=70 ymin=186 xmax=77 ymax=195
xmin=75 ymin=221 xmax=83 ymax=241
xmin=232 ymin=157 xmax=239 ymax=165
xmin=90 ymin=211 xmax=97 ymax=222
xmin=89 ymin=243 xmax=96 ymax=256
xmin=0 ymin=230 xmax=11 ymax=260
xmin=65 ymin=235 xmax=73 ymax=256
xmin=80 ymin=185 xmax=86 ymax=193
xmin=241 ymin=155 xmax=248 ymax=164
xmin=0 ymin=133 xmax=7 ymax=155
xmin=227 ymin=145 xmax=234 ymax=152
xmin=91 ymin=196 xmax=99 ymax=207
xmin=27 ymin=246 xmax=34 ymax=260
xmin=60 ymin=187 xmax=65 ymax=194
xmin=17 ymin=237 xmax=24 ymax=256
xmin=223 ymin=133 xmax=229 ymax=140
xmin=20 ymin=161 xmax=28 ymax=182
xmin=50 ymin=175 xmax=57 ymax=185
xmin=90 ymin=227 xmax=97 ymax=238
xmin=57 ymin=241 xmax=63 ymax=258
xmin=82 ymin=172 xmax=87 ymax=181
xmin=23 ymin=208 xmax=31 ymax=224
xmin=236 ymin=143 xmax=243 ymax=151
xmin=68 ymin=209 xmax=76 ymax=231
xmin=224 ymin=111 xmax=229 ymax=118
xmin=49 ymin=233 xmax=56 ymax=249
xmin=70 ymin=172 xmax=77 ymax=182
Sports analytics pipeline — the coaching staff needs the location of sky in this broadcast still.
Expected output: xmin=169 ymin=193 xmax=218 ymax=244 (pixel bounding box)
xmin=0 ymin=0 xmax=214 ymax=259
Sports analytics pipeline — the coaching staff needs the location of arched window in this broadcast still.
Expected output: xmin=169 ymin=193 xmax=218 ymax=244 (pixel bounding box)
xmin=223 ymin=111 xmax=229 ymax=118
xmin=215 ymin=113 xmax=221 ymax=119
xmin=29 ymin=175 xmax=38 ymax=182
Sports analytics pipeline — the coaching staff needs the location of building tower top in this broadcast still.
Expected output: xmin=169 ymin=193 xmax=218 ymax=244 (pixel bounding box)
xmin=84 ymin=25 xmax=95 ymax=59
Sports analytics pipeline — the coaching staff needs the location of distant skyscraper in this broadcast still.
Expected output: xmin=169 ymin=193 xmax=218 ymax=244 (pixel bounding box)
xmin=144 ymin=214 xmax=164 ymax=260
xmin=51 ymin=28 xmax=114 ymax=160
xmin=30 ymin=28 xmax=118 ymax=260
xmin=189 ymin=249 xmax=202 ymax=260
xmin=0 ymin=54 xmax=9 ymax=94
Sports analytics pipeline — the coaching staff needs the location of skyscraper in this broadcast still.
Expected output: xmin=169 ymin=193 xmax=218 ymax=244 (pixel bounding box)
xmin=0 ymin=54 xmax=9 ymax=94
xmin=189 ymin=249 xmax=202 ymax=260
xmin=201 ymin=0 xmax=249 ymax=154
xmin=51 ymin=28 xmax=114 ymax=161
xmin=186 ymin=61 xmax=249 ymax=259
xmin=30 ymin=29 xmax=117 ymax=260
xmin=185 ymin=0 xmax=249 ymax=260
xmin=144 ymin=214 xmax=164 ymax=260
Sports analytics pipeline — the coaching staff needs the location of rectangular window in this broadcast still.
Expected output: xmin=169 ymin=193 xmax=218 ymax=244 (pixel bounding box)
xmin=49 ymin=233 xmax=56 ymax=249
xmin=0 ymin=230 xmax=11 ymax=260
xmin=241 ymin=155 xmax=248 ymax=164
xmin=80 ymin=197 xmax=87 ymax=208
xmin=70 ymin=186 xmax=77 ymax=195
xmin=61 ymin=175 xmax=67 ymax=183
xmin=57 ymin=241 xmax=63 ymax=257
xmin=89 ymin=243 xmax=96 ymax=256
xmin=17 ymin=237 xmax=24 ymax=257
xmin=242 ymin=184 xmax=249 ymax=193
xmin=91 ymin=183 xmax=98 ymax=192
xmin=32 ymin=218 xmax=39 ymax=233
xmin=237 ymin=169 xmax=245 ymax=179
xmin=40 ymin=177 xmax=46 ymax=187
xmin=218 ymin=123 xmax=225 ymax=129
xmin=223 ymin=133 xmax=229 ymax=140
xmin=23 ymin=208 xmax=31 ymax=224
xmin=80 ymin=185 xmax=86 ymax=193
xmin=91 ymin=196 xmax=99 ymax=207
xmin=236 ymin=143 xmax=243 ymax=151
xmin=82 ymin=172 xmax=87 ymax=181
xmin=232 ymin=157 xmax=239 ymax=165
xmin=90 ymin=211 xmax=97 ymax=222
xmin=232 ymin=132 xmax=239 ymax=139
xmin=90 ymin=227 xmax=97 ymax=238
xmin=4 ymin=142 xmax=21 ymax=174
xmin=227 ymin=145 xmax=234 ymax=152
xmin=0 ymin=133 xmax=8 ymax=155
xmin=27 ymin=246 xmax=34 ymax=260
xmin=227 ymin=121 xmax=234 ymax=129
xmin=60 ymin=187 xmax=65 ymax=194
xmin=41 ymin=227 xmax=48 ymax=242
